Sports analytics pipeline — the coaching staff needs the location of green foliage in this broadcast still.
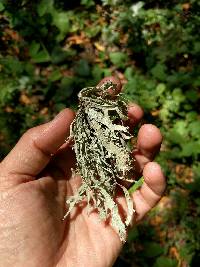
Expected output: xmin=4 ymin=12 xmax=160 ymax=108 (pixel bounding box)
xmin=153 ymin=257 xmax=178 ymax=267
xmin=0 ymin=0 xmax=200 ymax=266
xmin=109 ymin=52 xmax=128 ymax=68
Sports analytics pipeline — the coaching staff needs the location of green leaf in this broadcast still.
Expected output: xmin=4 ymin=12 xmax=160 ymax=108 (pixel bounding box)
xmin=0 ymin=57 xmax=24 ymax=75
xmin=29 ymin=42 xmax=51 ymax=63
xmin=0 ymin=79 xmax=18 ymax=106
xmin=179 ymin=246 xmax=194 ymax=263
xmin=181 ymin=142 xmax=200 ymax=157
xmin=194 ymin=41 xmax=200 ymax=53
xmin=174 ymin=120 xmax=188 ymax=138
xmin=74 ymin=59 xmax=90 ymax=77
xmin=166 ymin=129 xmax=185 ymax=145
xmin=53 ymin=12 xmax=70 ymax=41
xmin=143 ymin=242 xmax=164 ymax=258
xmin=54 ymin=77 xmax=74 ymax=102
xmin=172 ymin=88 xmax=185 ymax=103
xmin=37 ymin=0 xmax=54 ymax=17
xmin=29 ymin=41 xmax=40 ymax=56
xmin=92 ymin=65 xmax=104 ymax=83
xmin=153 ymin=257 xmax=178 ymax=267
xmin=185 ymin=90 xmax=198 ymax=103
xmin=85 ymin=25 xmax=101 ymax=38
xmin=156 ymin=83 xmax=166 ymax=96
xmin=188 ymin=121 xmax=200 ymax=138
xmin=127 ymin=227 xmax=139 ymax=242
xmin=60 ymin=77 xmax=74 ymax=97
xmin=124 ymin=67 xmax=134 ymax=80
xmin=151 ymin=64 xmax=167 ymax=81
xmin=81 ymin=0 xmax=95 ymax=7
xmin=129 ymin=177 xmax=144 ymax=194
xmin=31 ymin=49 xmax=51 ymax=63
xmin=109 ymin=52 xmax=128 ymax=68
xmin=0 ymin=2 xmax=5 ymax=11
xmin=103 ymin=68 xmax=112 ymax=77
xmin=49 ymin=70 xmax=62 ymax=82
xmin=51 ymin=46 xmax=69 ymax=64
xmin=37 ymin=0 xmax=70 ymax=41
xmin=186 ymin=111 xmax=198 ymax=122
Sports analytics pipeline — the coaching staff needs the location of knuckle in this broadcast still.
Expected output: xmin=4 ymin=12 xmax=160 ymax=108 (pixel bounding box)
xmin=22 ymin=126 xmax=38 ymax=141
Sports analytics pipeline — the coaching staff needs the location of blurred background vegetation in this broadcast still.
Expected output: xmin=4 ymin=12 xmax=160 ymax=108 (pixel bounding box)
xmin=0 ymin=0 xmax=200 ymax=266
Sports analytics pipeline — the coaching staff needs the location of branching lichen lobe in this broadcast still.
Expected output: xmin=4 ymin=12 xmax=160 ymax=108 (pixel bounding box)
xmin=64 ymin=81 xmax=135 ymax=242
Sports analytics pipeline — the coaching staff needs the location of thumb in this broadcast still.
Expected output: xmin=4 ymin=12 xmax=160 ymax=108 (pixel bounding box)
xmin=0 ymin=109 xmax=75 ymax=186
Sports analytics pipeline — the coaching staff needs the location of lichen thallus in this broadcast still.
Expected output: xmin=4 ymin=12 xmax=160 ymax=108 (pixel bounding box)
xmin=63 ymin=81 xmax=142 ymax=242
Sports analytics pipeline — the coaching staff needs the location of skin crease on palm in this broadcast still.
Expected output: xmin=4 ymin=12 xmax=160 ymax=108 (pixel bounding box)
xmin=0 ymin=76 xmax=166 ymax=267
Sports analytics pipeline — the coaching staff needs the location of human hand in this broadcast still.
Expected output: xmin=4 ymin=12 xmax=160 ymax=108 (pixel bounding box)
xmin=0 ymin=77 xmax=166 ymax=267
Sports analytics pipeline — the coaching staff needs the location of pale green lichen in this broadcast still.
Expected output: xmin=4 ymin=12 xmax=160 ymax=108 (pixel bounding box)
xmin=64 ymin=81 xmax=136 ymax=242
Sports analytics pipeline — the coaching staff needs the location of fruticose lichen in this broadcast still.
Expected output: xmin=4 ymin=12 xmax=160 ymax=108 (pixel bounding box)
xmin=64 ymin=81 xmax=136 ymax=242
